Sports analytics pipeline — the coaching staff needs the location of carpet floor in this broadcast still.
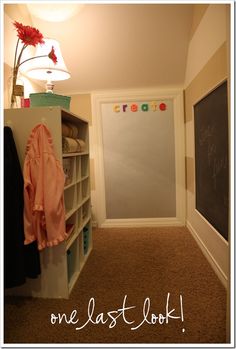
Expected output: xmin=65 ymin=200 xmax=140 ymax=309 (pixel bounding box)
xmin=4 ymin=226 xmax=227 ymax=344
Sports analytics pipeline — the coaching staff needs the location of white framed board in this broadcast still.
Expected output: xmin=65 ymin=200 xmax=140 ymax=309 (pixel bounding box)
xmin=91 ymin=88 xmax=186 ymax=227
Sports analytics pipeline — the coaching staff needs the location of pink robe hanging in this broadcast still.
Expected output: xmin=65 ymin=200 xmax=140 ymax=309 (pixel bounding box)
xmin=23 ymin=124 xmax=68 ymax=250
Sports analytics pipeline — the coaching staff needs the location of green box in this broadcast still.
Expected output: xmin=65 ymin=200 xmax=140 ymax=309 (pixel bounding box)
xmin=29 ymin=93 xmax=71 ymax=110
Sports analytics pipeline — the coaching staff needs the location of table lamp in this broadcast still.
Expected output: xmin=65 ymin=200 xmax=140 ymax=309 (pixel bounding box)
xmin=25 ymin=38 xmax=70 ymax=93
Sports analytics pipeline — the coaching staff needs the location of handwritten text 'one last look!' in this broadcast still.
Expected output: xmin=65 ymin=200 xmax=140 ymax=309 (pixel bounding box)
xmin=50 ymin=293 xmax=185 ymax=333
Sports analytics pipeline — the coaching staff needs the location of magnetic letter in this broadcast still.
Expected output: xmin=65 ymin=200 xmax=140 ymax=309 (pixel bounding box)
xmin=131 ymin=104 xmax=138 ymax=112
xmin=123 ymin=104 xmax=128 ymax=112
xmin=159 ymin=103 xmax=167 ymax=111
xmin=113 ymin=105 xmax=120 ymax=112
xmin=150 ymin=101 xmax=158 ymax=111
xmin=141 ymin=104 xmax=148 ymax=112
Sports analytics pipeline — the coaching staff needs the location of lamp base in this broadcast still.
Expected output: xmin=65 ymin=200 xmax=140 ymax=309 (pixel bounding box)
xmin=45 ymin=81 xmax=54 ymax=93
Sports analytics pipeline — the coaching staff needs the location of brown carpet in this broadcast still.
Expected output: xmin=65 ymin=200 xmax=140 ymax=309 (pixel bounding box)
xmin=4 ymin=227 xmax=227 ymax=344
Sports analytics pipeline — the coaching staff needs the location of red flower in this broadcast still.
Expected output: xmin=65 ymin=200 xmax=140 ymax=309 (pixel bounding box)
xmin=48 ymin=46 xmax=57 ymax=64
xmin=13 ymin=21 xmax=44 ymax=46
xmin=11 ymin=21 xmax=58 ymax=107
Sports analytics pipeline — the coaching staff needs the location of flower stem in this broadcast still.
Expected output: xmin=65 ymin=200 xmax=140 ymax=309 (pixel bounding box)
xmin=13 ymin=38 xmax=20 ymax=70
xmin=18 ymin=54 xmax=49 ymax=68
xmin=11 ymin=66 xmax=19 ymax=107
xmin=16 ymin=44 xmax=27 ymax=67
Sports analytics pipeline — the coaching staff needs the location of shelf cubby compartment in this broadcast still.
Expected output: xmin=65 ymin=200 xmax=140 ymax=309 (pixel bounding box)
xmin=81 ymin=154 xmax=89 ymax=178
xmin=67 ymin=236 xmax=80 ymax=286
xmin=65 ymin=211 xmax=77 ymax=244
xmin=76 ymin=156 xmax=81 ymax=182
xmin=77 ymin=182 xmax=82 ymax=205
xmin=64 ymin=185 xmax=77 ymax=216
xmin=63 ymin=156 xmax=76 ymax=187
xmin=77 ymin=207 xmax=83 ymax=231
xmin=77 ymin=123 xmax=89 ymax=151
xmin=82 ymin=177 xmax=90 ymax=199
xmin=82 ymin=198 xmax=91 ymax=223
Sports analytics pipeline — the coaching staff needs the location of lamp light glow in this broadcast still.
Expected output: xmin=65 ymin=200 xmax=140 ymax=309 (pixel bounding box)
xmin=24 ymin=38 xmax=70 ymax=93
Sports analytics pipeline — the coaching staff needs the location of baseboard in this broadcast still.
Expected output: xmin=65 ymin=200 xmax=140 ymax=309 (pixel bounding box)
xmin=101 ymin=217 xmax=184 ymax=228
xmin=92 ymin=220 xmax=98 ymax=228
xmin=186 ymin=221 xmax=228 ymax=289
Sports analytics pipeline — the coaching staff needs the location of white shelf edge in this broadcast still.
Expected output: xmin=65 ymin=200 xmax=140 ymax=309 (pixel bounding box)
xmin=65 ymin=195 xmax=91 ymax=220
xmin=64 ymin=181 xmax=77 ymax=190
xmin=65 ymin=206 xmax=77 ymax=220
xmin=65 ymin=195 xmax=90 ymax=221
xmin=64 ymin=178 xmax=81 ymax=190
xmin=66 ymin=230 xmax=79 ymax=250
xmin=62 ymin=151 xmax=89 ymax=158
xmin=66 ymin=215 xmax=91 ymax=250
xmin=64 ymin=175 xmax=89 ymax=190
xmin=68 ymin=239 xmax=92 ymax=295
xmin=81 ymin=175 xmax=89 ymax=182
xmin=81 ymin=215 xmax=91 ymax=230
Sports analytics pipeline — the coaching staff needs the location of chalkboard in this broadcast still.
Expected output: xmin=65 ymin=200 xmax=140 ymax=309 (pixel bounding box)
xmin=194 ymin=81 xmax=229 ymax=241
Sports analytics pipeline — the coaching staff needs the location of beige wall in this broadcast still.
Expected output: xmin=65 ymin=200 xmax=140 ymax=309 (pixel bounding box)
xmin=4 ymin=3 xmax=32 ymax=22
xmin=70 ymin=94 xmax=92 ymax=125
xmin=70 ymin=93 xmax=95 ymax=192
xmin=185 ymin=4 xmax=228 ymax=87
xmin=4 ymin=61 xmax=43 ymax=109
xmin=184 ymin=4 xmax=230 ymax=286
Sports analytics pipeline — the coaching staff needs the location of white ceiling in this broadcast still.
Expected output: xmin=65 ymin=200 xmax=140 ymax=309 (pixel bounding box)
xmin=12 ymin=4 xmax=194 ymax=94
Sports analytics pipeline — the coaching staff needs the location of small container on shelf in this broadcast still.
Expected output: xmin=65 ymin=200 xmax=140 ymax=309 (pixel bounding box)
xmin=21 ymin=97 xmax=30 ymax=108
xmin=63 ymin=157 xmax=74 ymax=186
xmin=83 ymin=226 xmax=90 ymax=255
xmin=30 ymin=93 xmax=71 ymax=110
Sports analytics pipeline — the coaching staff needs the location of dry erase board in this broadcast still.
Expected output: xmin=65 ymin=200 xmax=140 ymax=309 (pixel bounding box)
xmin=101 ymin=100 xmax=176 ymax=219
xmin=194 ymin=81 xmax=229 ymax=240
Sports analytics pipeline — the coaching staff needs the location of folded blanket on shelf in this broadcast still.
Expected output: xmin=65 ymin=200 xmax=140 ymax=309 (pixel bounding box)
xmin=62 ymin=137 xmax=86 ymax=153
xmin=62 ymin=122 xmax=79 ymax=139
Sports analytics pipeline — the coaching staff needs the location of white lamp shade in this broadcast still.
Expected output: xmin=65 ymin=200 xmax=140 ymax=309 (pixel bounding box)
xmin=25 ymin=38 xmax=70 ymax=81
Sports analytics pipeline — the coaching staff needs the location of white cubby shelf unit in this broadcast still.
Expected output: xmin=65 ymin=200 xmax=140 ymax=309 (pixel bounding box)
xmin=4 ymin=106 xmax=92 ymax=299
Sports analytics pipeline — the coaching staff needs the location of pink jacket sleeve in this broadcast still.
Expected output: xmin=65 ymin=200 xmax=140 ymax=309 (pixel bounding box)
xmin=23 ymin=157 xmax=37 ymax=244
xmin=42 ymin=152 xmax=67 ymax=248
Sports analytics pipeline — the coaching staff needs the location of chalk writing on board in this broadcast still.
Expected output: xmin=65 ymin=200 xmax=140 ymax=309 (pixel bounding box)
xmin=212 ymin=156 xmax=228 ymax=190
xmin=207 ymin=143 xmax=217 ymax=166
xmin=199 ymin=125 xmax=215 ymax=146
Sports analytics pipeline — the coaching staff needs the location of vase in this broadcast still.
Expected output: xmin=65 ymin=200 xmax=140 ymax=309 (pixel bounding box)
xmin=10 ymin=68 xmax=24 ymax=108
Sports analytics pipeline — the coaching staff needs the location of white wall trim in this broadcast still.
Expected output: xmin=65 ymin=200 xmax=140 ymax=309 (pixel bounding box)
xmin=101 ymin=217 xmax=184 ymax=228
xmin=194 ymin=208 xmax=230 ymax=245
xmin=186 ymin=220 xmax=228 ymax=289
xmin=91 ymin=87 xmax=186 ymax=227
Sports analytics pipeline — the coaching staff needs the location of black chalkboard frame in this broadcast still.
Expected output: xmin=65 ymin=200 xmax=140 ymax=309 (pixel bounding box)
xmin=193 ymin=80 xmax=229 ymax=241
